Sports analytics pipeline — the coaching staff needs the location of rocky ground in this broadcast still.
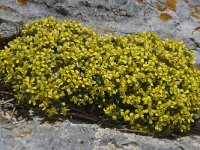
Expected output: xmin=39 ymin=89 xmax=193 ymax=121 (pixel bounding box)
xmin=0 ymin=109 xmax=200 ymax=150
xmin=0 ymin=0 xmax=200 ymax=149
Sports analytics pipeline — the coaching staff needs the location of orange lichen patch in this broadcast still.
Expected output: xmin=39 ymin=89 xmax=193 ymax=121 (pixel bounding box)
xmin=0 ymin=5 xmax=8 ymax=11
xmin=165 ymin=0 xmax=177 ymax=12
xmin=15 ymin=135 xmax=25 ymax=138
xmin=96 ymin=26 xmax=116 ymax=35
xmin=191 ymin=12 xmax=200 ymax=19
xmin=17 ymin=0 xmax=27 ymax=6
xmin=157 ymin=4 xmax=165 ymax=12
xmin=137 ymin=0 xmax=146 ymax=5
xmin=21 ymin=130 xmax=33 ymax=135
xmin=194 ymin=5 xmax=200 ymax=12
xmin=191 ymin=5 xmax=200 ymax=19
xmin=15 ymin=130 xmax=33 ymax=138
xmin=194 ymin=27 xmax=200 ymax=32
xmin=0 ymin=112 xmax=9 ymax=125
xmin=159 ymin=13 xmax=172 ymax=22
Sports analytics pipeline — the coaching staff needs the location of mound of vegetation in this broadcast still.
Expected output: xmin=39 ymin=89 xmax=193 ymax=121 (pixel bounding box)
xmin=0 ymin=16 xmax=200 ymax=135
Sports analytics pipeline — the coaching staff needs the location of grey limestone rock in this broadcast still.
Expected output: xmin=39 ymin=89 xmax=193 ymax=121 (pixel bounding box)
xmin=1 ymin=116 xmax=200 ymax=150
xmin=0 ymin=0 xmax=200 ymax=150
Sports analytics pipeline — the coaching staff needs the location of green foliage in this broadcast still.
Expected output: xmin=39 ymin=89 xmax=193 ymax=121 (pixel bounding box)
xmin=0 ymin=16 xmax=200 ymax=135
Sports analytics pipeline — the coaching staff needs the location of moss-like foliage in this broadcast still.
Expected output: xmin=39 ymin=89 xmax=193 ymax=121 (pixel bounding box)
xmin=0 ymin=16 xmax=200 ymax=135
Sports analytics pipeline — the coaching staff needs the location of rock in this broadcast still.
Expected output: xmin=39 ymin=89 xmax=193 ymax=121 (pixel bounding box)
xmin=193 ymin=50 xmax=200 ymax=69
xmin=0 ymin=115 xmax=200 ymax=150
xmin=0 ymin=128 xmax=15 ymax=150
xmin=192 ymin=32 xmax=200 ymax=47
xmin=0 ymin=0 xmax=200 ymax=149
xmin=176 ymin=21 xmax=196 ymax=38
xmin=175 ymin=1 xmax=191 ymax=22
xmin=119 ymin=1 xmax=145 ymax=17
xmin=184 ymin=38 xmax=197 ymax=50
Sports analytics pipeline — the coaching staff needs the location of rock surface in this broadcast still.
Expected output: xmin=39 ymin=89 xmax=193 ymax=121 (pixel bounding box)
xmin=0 ymin=111 xmax=200 ymax=150
xmin=0 ymin=0 xmax=200 ymax=150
